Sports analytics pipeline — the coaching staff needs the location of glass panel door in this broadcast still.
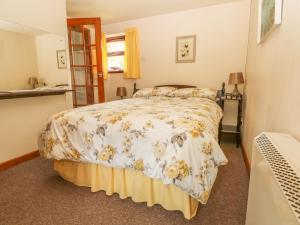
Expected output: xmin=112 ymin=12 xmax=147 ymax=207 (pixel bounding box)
xmin=67 ymin=18 xmax=104 ymax=107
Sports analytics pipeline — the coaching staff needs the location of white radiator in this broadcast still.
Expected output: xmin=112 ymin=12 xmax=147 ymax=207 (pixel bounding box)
xmin=246 ymin=132 xmax=300 ymax=225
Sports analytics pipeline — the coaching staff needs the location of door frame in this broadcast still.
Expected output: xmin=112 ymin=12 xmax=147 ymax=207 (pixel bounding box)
xmin=67 ymin=17 xmax=105 ymax=106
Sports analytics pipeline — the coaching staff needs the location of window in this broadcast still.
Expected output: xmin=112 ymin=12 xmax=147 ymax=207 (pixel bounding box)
xmin=107 ymin=35 xmax=125 ymax=73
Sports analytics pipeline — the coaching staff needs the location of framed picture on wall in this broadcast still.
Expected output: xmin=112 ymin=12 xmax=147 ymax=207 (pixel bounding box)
xmin=176 ymin=35 xmax=196 ymax=63
xmin=257 ymin=0 xmax=283 ymax=43
xmin=56 ymin=50 xmax=67 ymax=69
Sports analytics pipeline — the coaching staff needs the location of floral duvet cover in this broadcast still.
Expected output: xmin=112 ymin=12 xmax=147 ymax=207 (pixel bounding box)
xmin=39 ymin=96 xmax=228 ymax=204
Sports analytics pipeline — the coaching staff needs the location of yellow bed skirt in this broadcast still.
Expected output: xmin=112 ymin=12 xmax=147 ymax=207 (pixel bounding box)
xmin=54 ymin=160 xmax=199 ymax=219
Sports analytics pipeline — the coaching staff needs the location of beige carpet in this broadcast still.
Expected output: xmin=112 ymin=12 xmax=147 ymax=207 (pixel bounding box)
xmin=0 ymin=142 xmax=249 ymax=225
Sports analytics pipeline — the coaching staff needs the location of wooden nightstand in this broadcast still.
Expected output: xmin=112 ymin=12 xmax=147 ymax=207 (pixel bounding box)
xmin=218 ymin=93 xmax=243 ymax=147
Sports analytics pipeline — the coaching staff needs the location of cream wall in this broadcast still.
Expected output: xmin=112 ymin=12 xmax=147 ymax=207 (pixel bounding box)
xmin=0 ymin=30 xmax=38 ymax=90
xmin=103 ymin=0 xmax=250 ymax=125
xmin=243 ymin=0 xmax=300 ymax=162
xmin=35 ymin=34 xmax=69 ymax=86
xmin=0 ymin=0 xmax=72 ymax=90
xmin=0 ymin=96 xmax=69 ymax=163
xmin=0 ymin=0 xmax=66 ymax=36
xmin=0 ymin=0 xmax=72 ymax=163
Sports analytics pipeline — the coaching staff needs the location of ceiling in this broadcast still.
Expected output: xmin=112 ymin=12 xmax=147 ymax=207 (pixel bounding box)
xmin=0 ymin=20 xmax=47 ymax=36
xmin=67 ymin=0 xmax=241 ymax=24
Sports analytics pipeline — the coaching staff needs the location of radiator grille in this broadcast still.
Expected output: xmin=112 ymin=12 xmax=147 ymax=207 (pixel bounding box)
xmin=255 ymin=134 xmax=300 ymax=223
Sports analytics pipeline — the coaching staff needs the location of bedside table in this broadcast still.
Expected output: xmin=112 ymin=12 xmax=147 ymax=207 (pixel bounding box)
xmin=218 ymin=93 xmax=243 ymax=147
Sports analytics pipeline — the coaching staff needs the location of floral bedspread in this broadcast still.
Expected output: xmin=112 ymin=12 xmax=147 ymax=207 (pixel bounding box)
xmin=39 ymin=96 xmax=228 ymax=204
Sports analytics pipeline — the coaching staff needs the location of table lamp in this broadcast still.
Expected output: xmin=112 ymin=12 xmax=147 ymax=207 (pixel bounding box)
xmin=116 ymin=87 xmax=127 ymax=99
xmin=228 ymin=72 xmax=244 ymax=96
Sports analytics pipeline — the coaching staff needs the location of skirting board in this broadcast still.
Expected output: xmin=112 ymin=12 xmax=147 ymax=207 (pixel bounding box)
xmin=241 ymin=142 xmax=250 ymax=176
xmin=0 ymin=150 xmax=39 ymax=172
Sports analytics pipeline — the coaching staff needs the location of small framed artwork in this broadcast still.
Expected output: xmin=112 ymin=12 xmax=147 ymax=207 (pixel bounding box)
xmin=176 ymin=35 xmax=196 ymax=63
xmin=257 ymin=0 xmax=283 ymax=44
xmin=56 ymin=50 xmax=67 ymax=69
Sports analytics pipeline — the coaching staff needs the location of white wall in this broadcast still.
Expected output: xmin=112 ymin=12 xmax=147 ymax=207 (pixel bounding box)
xmin=0 ymin=30 xmax=38 ymax=90
xmin=103 ymin=0 xmax=250 ymax=125
xmin=0 ymin=0 xmax=72 ymax=163
xmin=242 ymin=0 xmax=300 ymax=162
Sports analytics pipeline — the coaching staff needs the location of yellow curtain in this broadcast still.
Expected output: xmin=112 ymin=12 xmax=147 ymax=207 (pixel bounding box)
xmin=124 ymin=28 xmax=141 ymax=79
xmin=101 ymin=32 xmax=108 ymax=80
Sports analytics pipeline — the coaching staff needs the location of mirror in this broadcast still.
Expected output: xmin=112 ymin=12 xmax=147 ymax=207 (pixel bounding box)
xmin=0 ymin=20 xmax=68 ymax=91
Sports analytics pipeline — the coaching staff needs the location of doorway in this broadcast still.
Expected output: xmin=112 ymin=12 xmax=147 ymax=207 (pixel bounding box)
xmin=67 ymin=18 xmax=105 ymax=107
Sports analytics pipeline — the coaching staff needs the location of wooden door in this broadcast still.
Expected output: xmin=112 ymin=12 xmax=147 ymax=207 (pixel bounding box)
xmin=67 ymin=18 xmax=105 ymax=107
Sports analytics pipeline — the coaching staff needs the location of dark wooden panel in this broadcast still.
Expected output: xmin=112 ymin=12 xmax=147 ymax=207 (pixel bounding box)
xmin=154 ymin=84 xmax=196 ymax=89
xmin=0 ymin=90 xmax=72 ymax=100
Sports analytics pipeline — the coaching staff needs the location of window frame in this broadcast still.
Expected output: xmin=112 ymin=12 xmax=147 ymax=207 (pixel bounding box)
xmin=106 ymin=35 xmax=125 ymax=73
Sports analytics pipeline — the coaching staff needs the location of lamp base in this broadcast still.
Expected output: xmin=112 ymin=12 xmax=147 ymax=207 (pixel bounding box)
xmin=231 ymin=84 xmax=242 ymax=96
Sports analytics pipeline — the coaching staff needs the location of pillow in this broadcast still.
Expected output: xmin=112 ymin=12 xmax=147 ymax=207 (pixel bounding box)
xmin=152 ymin=86 xmax=177 ymax=96
xmin=133 ymin=87 xmax=177 ymax=98
xmin=168 ymin=88 xmax=217 ymax=100
xmin=133 ymin=87 xmax=155 ymax=98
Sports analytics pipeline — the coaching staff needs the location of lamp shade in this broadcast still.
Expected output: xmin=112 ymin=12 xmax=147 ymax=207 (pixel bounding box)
xmin=116 ymin=87 xmax=127 ymax=97
xmin=228 ymin=72 xmax=244 ymax=85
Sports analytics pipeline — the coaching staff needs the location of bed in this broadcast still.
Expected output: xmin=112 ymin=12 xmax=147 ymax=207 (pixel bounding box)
xmin=39 ymin=83 xmax=227 ymax=219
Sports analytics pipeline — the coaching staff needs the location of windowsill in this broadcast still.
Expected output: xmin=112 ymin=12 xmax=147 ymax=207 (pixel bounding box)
xmin=108 ymin=71 xmax=124 ymax=74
